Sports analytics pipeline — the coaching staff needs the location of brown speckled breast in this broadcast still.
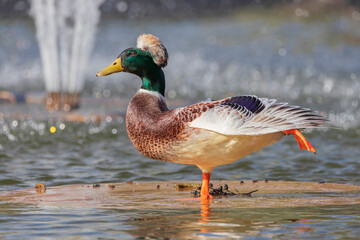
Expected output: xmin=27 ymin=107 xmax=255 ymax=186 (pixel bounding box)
xmin=125 ymin=90 xmax=227 ymax=162
xmin=126 ymin=90 xmax=186 ymax=161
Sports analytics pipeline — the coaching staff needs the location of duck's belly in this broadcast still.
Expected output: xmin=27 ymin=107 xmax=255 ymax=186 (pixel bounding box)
xmin=169 ymin=129 xmax=283 ymax=172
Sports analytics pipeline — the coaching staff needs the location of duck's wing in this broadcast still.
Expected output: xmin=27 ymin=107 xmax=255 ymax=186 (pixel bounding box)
xmin=177 ymin=95 xmax=327 ymax=135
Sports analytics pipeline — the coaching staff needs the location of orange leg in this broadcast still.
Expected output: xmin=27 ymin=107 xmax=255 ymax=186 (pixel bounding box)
xmin=200 ymin=172 xmax=214 ymax=200
xmin=283 ymin=129 xmax=316 ymax=154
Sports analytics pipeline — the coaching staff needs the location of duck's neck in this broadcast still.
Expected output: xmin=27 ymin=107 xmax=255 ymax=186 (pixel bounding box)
xmin=140 ymin=67 xmax=165 ymax=96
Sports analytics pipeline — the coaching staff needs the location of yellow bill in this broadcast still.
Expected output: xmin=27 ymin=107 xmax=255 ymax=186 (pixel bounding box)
xmin=96 ymin=57 xmax=124 ymax=76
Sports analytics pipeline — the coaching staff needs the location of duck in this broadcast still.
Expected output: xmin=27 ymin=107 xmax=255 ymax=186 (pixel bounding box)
xmin=96 ymin=34 xmax=326 ymax=201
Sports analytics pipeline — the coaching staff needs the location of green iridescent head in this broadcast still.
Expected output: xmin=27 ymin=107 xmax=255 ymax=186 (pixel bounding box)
xmin=96 ymin=34 xmax=168 ymax=96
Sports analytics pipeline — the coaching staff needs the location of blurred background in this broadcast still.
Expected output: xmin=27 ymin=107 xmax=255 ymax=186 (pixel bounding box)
xmin=1 ymin=1 xmax=360 ymax=238
xmin=0 ymin=0 xmax=359 ymax=129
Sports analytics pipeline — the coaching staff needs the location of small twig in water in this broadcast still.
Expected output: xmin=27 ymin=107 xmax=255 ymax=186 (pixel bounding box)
xmin=234 ymin=188 xmax=258 ymax=197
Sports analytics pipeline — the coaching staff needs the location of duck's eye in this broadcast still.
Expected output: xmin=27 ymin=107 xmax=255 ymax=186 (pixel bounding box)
xmin=125 ymin=51 xmax=138 ymax=57
xmin=113 ymin=62 xmax=117 ymax=65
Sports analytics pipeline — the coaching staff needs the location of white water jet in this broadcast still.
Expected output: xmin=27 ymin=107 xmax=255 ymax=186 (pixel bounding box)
xmin=30 ymin=0 xmax=104 ymax=94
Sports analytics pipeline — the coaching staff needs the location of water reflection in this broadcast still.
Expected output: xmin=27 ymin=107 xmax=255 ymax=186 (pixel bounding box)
xmin=0 ymin=200 xmax=359 ymax=239
xmin=123 ymin=203 xmax=360 ymax=239
xmin=200 ymin=200 xmax=211 ymax=224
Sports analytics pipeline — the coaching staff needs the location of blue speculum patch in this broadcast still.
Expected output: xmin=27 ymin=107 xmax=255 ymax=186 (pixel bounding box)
xmin=223 ymin=96 xmax=264 ymax=113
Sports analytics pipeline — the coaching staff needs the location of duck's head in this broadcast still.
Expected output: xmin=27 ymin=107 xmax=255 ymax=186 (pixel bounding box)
xmin=96 ymin=34 xmax=168 ymax=95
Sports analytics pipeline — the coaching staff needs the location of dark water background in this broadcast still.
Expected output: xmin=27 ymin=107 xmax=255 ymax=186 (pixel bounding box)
xmin=0 ymin=1 xmax=360 ymax=239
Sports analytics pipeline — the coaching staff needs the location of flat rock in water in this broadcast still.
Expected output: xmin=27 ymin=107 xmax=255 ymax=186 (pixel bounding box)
xmin=1 ymin=181 xmax=359 ymax=209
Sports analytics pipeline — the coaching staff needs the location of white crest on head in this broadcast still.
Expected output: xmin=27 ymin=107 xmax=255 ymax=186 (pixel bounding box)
xmin=136 ymin=34 xmax=168 ymax=68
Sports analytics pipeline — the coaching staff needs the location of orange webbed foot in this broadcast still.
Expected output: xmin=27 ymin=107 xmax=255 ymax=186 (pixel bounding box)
xmin=200 ymin=193 xmax=214 ymax=200
xmin=283 ymin=129 xmax=316 ymax=154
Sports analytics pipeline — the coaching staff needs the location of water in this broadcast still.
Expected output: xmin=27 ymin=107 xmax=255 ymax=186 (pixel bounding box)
xmin=1 ymin=4 xmax=360 ymax=239
xmin=0 ymin=113 xmax=359 ymax=239
xmin=0 ymin=203 xmax=359 ymax=239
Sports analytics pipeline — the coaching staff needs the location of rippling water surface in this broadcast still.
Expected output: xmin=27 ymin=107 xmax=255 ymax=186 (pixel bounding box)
xmin=1 ymin=5 xmax=360 ymax=239
xmin=1 ymin=203 xmax=359 ymax=239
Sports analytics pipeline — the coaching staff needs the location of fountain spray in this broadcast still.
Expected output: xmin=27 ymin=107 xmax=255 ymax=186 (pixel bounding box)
xmin=30 ymin=0 xmax=104 ymax=112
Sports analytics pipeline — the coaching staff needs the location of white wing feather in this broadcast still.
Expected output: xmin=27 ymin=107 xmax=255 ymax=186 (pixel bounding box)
xmin=189 ymin=97 xmax=326 ymax=135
